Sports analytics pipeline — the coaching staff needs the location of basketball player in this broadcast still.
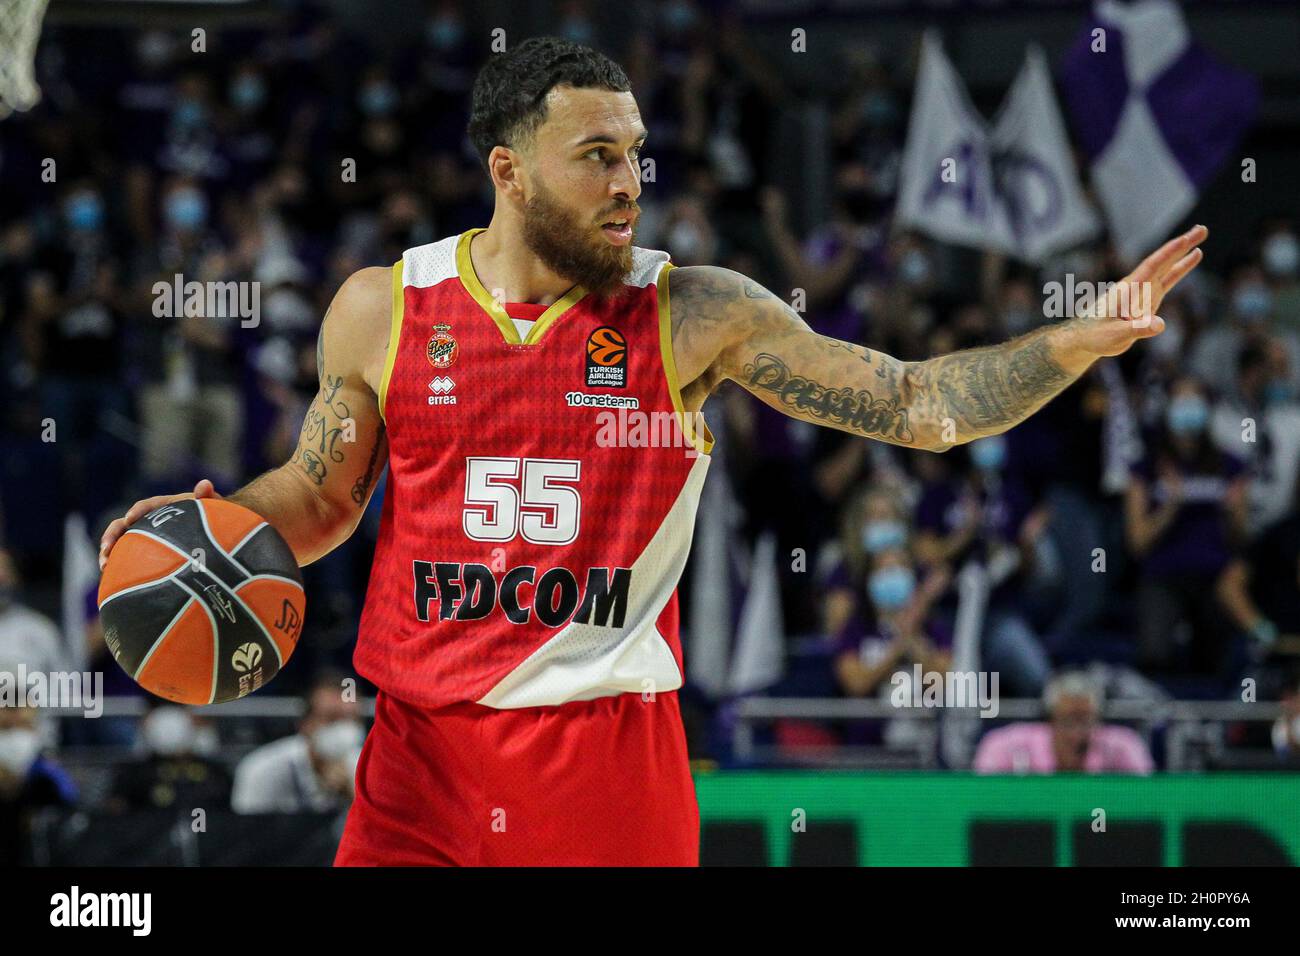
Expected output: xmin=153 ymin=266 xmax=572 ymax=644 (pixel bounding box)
xmin=99 ymin=37 xmax=1207 ymax=865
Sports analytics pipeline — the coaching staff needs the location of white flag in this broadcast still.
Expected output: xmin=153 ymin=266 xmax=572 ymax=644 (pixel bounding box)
xmin=896 ymin=31 xmax=1014 ymax=254
xmin=896 ymin=32 xmax=1100 ymax=263
xmin=992 ymin=46 xmax=1102 ymax=262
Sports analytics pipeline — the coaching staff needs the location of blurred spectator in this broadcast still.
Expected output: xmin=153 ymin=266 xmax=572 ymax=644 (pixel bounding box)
xmin=1210 ymin=340 xmax=1300 ymax=534
xmin=1216 ymin=479 xmax=1300 ymax=675
xmin=833 ymin=547 xmax=952 ymax=699
xmin=106 ymin=705 xmax=231 ymax=812
xmin=1261 ymin=220 xmax=1300 ymax=332
xmin=1189 ymin=263 xmax=1300 ymax=395
xmin=913 ymin=436 xmax=1053 ymax=696
xmin=231 ymin=671 xmax=363 ymax=814
xmin=0 ymin=549 xmax=66 ymax=676
xmin=1271 ymin=671 xmax=1300 ymax=762
xmin=0 ymin=704 xmax=77 ymax=864
xmin=134 ymin=177 xmax=244 ymax=489
xmin=831 ymin=545 xmax=951 ymax=750
xmin=972 ymin=671 xmax=1154 ymax=774
xmin=822 ymin=486 xmax=910 ymax=635
xmin=1125 ymin=376 xmax=1248 ymax=677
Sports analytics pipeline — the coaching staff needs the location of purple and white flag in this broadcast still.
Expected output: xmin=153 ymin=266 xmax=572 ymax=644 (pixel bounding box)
xmin=1060 ymin=0 xmax=1258 ymax=264
xmin=895 ymin=32 xmax=1100 ymax=263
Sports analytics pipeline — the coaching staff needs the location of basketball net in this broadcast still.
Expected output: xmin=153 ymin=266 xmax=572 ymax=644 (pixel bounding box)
xmin=0 ymin=0 xmax=50 ymax=119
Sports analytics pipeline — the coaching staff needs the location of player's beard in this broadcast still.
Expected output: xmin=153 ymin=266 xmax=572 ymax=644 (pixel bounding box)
xmin=522 ymin=178 xmax=636 ymax=299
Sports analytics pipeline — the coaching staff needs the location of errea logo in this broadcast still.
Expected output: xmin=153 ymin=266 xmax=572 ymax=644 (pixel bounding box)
xmin=428 ymin=376 xmax=457 ymax=405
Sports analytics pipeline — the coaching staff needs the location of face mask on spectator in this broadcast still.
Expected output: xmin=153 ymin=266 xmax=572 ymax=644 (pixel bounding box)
xmin=869 ymin=565 xmax=915 ymax=611
xmin=1148 ymin=316 xmax=1184 ymax=361
xmin=359 ymin=82 xmax=398 ymax=117
xmin=171 ymin=98 xmax=207 ymax=131
xmin=165 ymin=188 xmax=208 ymax=231
xmin=1167 ymin=395 xmax=1209 ymax=435
xmin=263 ymin=288 xmax=316 ymax=332
xmin=1233 ymin=283 xmax=1272 ymax=323
xmin=141 ymin=706 xmax=195 ymax=757
xmin=311 ymin=719 xmax=365 ymax=762
xmin=427 ymin=16 xmax=464 ymax=49
xmin=898 ymin=250 xmax=930 ymax=287
xmin=668 ymin=220 xmax=704 ymax=260
xmin=970 ymin=435 xmax=1007 ymax=471
xmin=66 ymin=193 xmax=104 ymax=232
xmin=663 ymin=1 xmax=697 ymax=32
xmin=230 ymin=75 xmax=266 ymax=112
xmin=0 ymin=728 xmax=40 ymax=777
xmin=862 ymin=519 xmax=907 ymax=554
xmin=1263 ymin=379 xmax=1296 ymax=406
xmin=1263 ymin=234 xmax=1299 ymax=278
xmin=560 ymin=17 xmax=595 ymax=45
xmin=136 ymin=32 xmax=172 ymax=70
xmin=862 ymin=90 xmax=898 ymax=128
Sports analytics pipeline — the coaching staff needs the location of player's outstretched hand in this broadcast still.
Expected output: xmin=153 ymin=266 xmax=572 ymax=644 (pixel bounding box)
xmin=99 ymin=479 xmax=223 ymax=571
xmin=1072 ymin=224 xmax=1208 ymax=358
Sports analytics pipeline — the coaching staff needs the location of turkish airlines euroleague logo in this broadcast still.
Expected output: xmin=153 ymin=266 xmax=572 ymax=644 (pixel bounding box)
xmin=585 ymin=326 xmax=627 ymax=388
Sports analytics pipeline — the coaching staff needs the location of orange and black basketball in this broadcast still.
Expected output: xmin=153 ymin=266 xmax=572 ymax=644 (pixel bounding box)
xmin=97 ymin=498 xmax=306 ymax=705
xmin=586 ymin=326 xmax=627 ymax=366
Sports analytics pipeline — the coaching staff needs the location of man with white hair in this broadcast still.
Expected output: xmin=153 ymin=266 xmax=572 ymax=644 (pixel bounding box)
xmin=972 ymin=671 xmax=1154 ymax=774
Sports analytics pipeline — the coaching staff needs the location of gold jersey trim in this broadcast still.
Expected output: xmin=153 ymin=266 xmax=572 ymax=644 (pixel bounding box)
xmin=657 ymin=262 xmax=714 ymax=456
xmin=455 ymin=228 xmax=588 ymax=346
xmin=377 ymin=258 xmax=404 ymax=422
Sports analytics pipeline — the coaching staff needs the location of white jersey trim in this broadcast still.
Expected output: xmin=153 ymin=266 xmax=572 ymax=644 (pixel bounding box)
xmin=400 ymin=235 xmax=670 ymax=292
xmin=477 ymin=452 xmax=709 ymax=709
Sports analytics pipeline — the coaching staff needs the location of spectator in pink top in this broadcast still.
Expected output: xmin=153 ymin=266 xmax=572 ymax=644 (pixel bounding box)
xmin=972 ymin=672 xmax=1155 ymax=774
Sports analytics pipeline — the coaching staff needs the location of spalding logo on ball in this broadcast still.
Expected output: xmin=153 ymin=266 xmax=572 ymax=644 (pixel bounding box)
xmin=98 ymin=499 xmax=306 ymax=705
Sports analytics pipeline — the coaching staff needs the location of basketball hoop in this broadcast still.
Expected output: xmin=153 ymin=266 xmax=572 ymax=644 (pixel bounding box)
xmin=0 ymin=0 xmax=50 ymax=119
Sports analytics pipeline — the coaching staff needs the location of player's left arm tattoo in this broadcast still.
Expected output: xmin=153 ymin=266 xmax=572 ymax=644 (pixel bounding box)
xmin=670 ymin=265 xmax=1086 ymax=451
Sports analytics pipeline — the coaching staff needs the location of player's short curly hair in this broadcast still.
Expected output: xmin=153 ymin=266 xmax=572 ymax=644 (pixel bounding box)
xmin=467 ymin=36 xmax=631 ymax=171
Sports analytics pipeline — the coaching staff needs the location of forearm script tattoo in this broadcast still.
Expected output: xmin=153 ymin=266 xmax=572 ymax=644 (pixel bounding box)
xmin=669 ymin=265 xmax=1080 ymax=449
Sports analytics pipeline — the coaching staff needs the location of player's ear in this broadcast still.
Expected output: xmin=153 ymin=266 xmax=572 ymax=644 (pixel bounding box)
xmin=487 ymin=145 xmax=526 ymax=204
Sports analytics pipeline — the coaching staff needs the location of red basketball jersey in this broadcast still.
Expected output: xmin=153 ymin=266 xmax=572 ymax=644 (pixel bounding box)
xmin=353 ymin=228 xmax=713 ymax=710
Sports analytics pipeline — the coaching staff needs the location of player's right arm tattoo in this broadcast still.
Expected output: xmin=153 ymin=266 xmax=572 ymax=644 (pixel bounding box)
xmin=670 ymin=265 xmax=1086 ymax=451
xmin=350 ymin=423 xmax=386 ymax=505
xmin=291 ymin=375 xmax=352 ymax=485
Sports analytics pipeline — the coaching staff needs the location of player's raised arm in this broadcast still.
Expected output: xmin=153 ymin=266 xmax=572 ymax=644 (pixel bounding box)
xmin=669 ymin=225 xmax=1208 ymax=451
xmin=100 ymin=266 xmax=392 ymax=569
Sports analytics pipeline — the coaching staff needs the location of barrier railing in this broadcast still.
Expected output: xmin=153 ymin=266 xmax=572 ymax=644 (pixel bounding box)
xmin=730 ymin=696 xmax=1288 ymax=770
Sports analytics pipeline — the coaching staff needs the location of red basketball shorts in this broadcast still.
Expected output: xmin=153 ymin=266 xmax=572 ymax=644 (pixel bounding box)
xmin=334 ymin=689 xmax=699 ymax=866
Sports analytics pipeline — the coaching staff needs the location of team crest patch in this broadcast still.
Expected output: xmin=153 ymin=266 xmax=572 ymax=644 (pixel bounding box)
xmin=427 ymin=324 xmax=458 ymax=368
xmin=585 ymin=326 xmax=627 ymax=388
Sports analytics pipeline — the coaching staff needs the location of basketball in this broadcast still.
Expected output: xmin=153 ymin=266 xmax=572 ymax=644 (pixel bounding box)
xmin=97 ymin=498 xmax=306 ymax=706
